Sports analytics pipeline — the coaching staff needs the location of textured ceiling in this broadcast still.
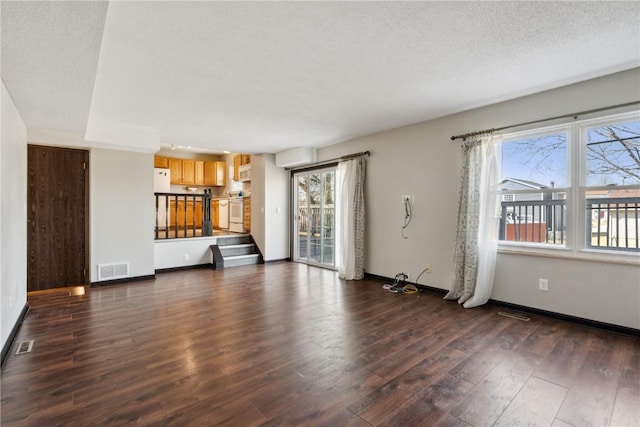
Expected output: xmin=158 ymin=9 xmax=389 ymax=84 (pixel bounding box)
xmin=2 ymin=1 xmax=639 ymax=154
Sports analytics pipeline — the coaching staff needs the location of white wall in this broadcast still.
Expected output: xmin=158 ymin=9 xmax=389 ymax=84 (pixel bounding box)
xmin=263 ymin=154 xmax=290 ymax=261
xmin=154 ymin=237 xmax=217 ymax=270
xmin=252 ymin=154 xmax=290 ymax=261
xmin=1 ymin=81 xmax=28 ymax=350
xmin=315 ymin=68 xmax=640 ymax=329
xmin=251 ymin=155 xmax=266 ymax=255
xmin=90 ymin=148 xmax=155 ymax=282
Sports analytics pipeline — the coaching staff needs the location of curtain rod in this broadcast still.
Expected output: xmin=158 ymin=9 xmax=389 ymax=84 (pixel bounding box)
xmin=286 ymin=150 xmax=370 ymax=171
xmin=450 ymin=100 xmax=640 ymax=141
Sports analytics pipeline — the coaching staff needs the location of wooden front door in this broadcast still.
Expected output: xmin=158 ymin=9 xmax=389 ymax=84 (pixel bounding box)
xmin=27 ymin=145 xmax=89 ymax=291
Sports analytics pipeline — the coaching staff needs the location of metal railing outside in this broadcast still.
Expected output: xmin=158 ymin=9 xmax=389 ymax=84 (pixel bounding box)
xmin=500 ymin=199 xmax=566 ymax=244
xmin=586 ymin=197 xmax=639 ymax=251
xmin=499 ymin=197 xmax=640 ymax=252
xmin=297 ymin=204 xmax=335 ymax=265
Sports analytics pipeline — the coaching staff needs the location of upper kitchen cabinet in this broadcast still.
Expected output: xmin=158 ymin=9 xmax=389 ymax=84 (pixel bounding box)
xmin=195 ymin=161 xmax=204 ymax=185
xmin=156 ymin=155 xmax=226 ymax=186
xmin=154 ymin=156 xmax=170 ymax=168
xmin=181 ymin=160 xmax=196 ymax=184
xmin=233 ymin=154 xmax=251 ymax=181
xmin=169 ymin=158 xmax=182 ymax=184
xmin=204 ymin=161 xmax=226 ymax=186
xmin=233 ymin=155 xmax=241 ymax=181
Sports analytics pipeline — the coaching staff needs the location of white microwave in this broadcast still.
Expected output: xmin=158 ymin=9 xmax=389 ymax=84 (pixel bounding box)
xmin=239 ymin=164 xmax=251 ymax=182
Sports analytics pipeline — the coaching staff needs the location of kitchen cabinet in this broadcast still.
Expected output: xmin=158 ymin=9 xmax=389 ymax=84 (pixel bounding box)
xmin=233 ymin=155 xmax=241 ymax=182
xmin=243 ymin=197 xmax=251 ymax=232
xmin=204 ymin=161 xmax=226 ymax=186
xmin=195 ymin=201 xmax=203 ymax=227
xmin=211 ymin=200 xmax=219 ymax=228
xmin=233 ymin=154 xmax=251 ymax=181
xmin=181 ymin=160 xmax=196 ymax=185
xmin=195 ymin=161 xmax=204 ymax=185
xmin=169 ymin=200 xmax=203 ymax=228
xmin=154 ymin=156 xmax=169 ymax=168
xmin=160 ymin=156 xmax=225 ymax=186
xmin=169 ymin=158 xmax=182 ymax=184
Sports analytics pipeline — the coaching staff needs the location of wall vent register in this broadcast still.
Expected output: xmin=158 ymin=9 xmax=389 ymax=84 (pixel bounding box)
xmin=98 ymin=262 xmax=130 ymax=281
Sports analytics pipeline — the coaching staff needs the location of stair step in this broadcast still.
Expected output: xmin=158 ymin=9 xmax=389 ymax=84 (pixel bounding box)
xmin=216 ymin=235 xmax=252 ymax=246
xmin=210 ymin=235 xmax=262 ymax=270
xmin=222 ymin=243 xmax=255 ymax=249
xmin=220 ymin=244 xmax=257 ymax=256
xmin=223 ymin=254 xmax=261 ymax=268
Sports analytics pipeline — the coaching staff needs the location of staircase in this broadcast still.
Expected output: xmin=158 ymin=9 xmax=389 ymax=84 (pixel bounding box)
xmin=211 ymin=234 xmax=262 ymax=270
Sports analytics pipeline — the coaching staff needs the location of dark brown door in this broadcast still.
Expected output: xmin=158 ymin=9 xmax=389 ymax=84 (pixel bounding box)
xmin=27 ymin=145 xmax=89 ymax=291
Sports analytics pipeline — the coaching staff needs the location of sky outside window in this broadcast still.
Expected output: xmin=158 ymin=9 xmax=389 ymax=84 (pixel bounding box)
xmin=585 ymin=120 xmax=640 ymax=187
xmin=501 ymin=119 xmax=640 ymax=188
xmin=501 ymin=131 xmax=569 ymax=188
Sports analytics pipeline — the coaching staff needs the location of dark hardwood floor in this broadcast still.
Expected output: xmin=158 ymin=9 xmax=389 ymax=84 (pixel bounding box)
xmin=1 ymin=262 xmax=638 ymax=426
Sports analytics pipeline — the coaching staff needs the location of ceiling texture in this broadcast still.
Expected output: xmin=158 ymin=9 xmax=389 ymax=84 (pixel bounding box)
xmin=2 ymin=1 xmax=639 ymax=154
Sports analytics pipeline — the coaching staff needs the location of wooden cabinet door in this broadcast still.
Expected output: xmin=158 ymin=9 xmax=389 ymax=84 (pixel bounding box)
xmin=169 ymin=200 xmax=183 ymax=227
xmin=204 ymin=161 xmax=226 ymax=186
xmin=185 ymin=203 xmax=193 ymax=227
xmin=204 ymin=162 xmax=216 ymax=185
xmin=215 ymin=161 xmax=226 ymax=186
xmin=182 ymin=160 xmax=195 ymax=184
xmin=195 ymin=201 xmax=203 ymax=227
xmin=154 ymin=156 xmax=169 ymax=168
xmin=243 ymin=197 xmax=251 ymax=232
xmin=195 ymin=161 xmax=204 ymax=185
xmin=212 ymin=200 xmax=219 ymax=228
xmin=169 ymin=158 xmax=182 ymax=184
xmin=233 ymin=155 xmax=241 ymax=181
xmin=173 ymin=201 xmax=193 ymax=227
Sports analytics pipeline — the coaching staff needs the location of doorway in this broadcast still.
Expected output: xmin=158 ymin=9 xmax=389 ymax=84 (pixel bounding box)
xmin=293 ymin=167 xmax=336 ymax=268
xmin=27 ymin=145 xmax=89 ymax=291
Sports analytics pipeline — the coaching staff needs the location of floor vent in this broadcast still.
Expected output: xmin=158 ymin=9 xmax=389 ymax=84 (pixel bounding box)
xmin=498 ymin=311 xmax=531 ymax=321
xmin=98 ymin=262 xmax=130 ymax=281
xmin=15 ymin=340 xmax=34 ymax=355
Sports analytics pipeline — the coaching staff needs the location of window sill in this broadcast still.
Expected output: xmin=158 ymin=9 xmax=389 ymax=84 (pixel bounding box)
xmin=497 ymin=243 xmax=640 ymax=266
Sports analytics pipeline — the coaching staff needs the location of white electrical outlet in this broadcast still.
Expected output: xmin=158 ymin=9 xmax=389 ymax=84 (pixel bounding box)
xmin=184 ymin=254 xmax=190 ymax=261
xmin=402 ymin=195 xmax=410 ymax=203
xmin=425 ymin=264 xmax=432 ymax=273
xmin=539 ymin=278 xmax=549 ymax=291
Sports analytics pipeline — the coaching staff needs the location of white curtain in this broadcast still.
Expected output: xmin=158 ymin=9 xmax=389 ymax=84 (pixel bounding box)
xmin=336 ymin=157 xmax=366 ymax=280
xmin=445 ymin=134 xmax=501 ymax=308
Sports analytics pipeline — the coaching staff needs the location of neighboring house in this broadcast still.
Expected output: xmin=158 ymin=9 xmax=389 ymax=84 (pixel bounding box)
xmin=500 ymin=178 xmax=547 ymax=224
xmin=500 ymin=177 xmax=549 ymax=202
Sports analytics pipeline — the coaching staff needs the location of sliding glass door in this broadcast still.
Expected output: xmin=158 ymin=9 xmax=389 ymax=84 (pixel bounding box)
xmin=293 ymin=167 xmax=336 ymax=268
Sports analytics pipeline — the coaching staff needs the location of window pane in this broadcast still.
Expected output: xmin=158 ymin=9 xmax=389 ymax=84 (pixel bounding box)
xmin=296 ymin=175 xmax=309 ymax=260
xmin=586 ymin=189 xmax=639 ymax=252
xmin=499 ymin=191 xmax=567 ymax=245
xmin=501 ymin=131 xmax=569 ymax=189
xmin=585 ymin=120 xmax=640 ymax=186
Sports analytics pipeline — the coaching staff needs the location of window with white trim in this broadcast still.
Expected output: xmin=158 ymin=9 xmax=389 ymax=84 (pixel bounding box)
xmin=499 ymin=111 xmax=640 ymax=257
